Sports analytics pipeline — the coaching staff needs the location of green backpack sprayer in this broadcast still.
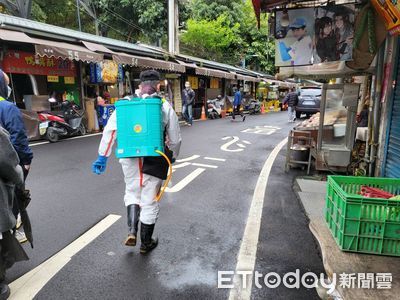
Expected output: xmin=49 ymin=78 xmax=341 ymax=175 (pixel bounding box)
xmin=115 ymin=97 xmax=172 ymax=202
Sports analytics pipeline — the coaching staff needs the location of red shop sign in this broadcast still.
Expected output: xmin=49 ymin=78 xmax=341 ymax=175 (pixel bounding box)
xmin=2 ymin=50 xmax=77 ymax=77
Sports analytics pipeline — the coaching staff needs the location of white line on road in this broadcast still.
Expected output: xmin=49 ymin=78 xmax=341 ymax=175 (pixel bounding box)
xmin=176 ymin=155 xmax=201 ymax=163
xmin=228 ymin=138 xmax=288 ymax=300
xmin=192 ymin=163 xmax=218 ymax=169
xmin=29 ymin=132 xmax=103 ymax=147
xmin=204 ymin=157 xmax=226 ymax=162
xmin=165 ymin=168 xmax=205 ymax=193
xmin=9 ymin=214 xmax=121 ymax=300
xmin=242 ymin=141 xmax=251 ymax=145
xmin=172 ymin=162 xmax=192 ymax=169
xmin=237 ymin=144 xmax=246 ymax=148
xmin=220 ymin=136 xmax=243 ymax=152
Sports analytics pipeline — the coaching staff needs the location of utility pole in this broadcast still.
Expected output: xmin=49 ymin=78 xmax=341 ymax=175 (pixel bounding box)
xmin=76 ymin=0 xmax=82 ymax=31
xmin=168 ymin=0 xmax=179 ymax=54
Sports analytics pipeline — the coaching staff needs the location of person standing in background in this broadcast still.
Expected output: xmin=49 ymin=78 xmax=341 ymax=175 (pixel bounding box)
xmin=182 ymin=81 xmax=195 ymax=126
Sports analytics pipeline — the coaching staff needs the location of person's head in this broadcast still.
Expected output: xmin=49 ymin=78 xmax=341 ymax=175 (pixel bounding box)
xmin=139 ymin=70 xmax=161 ymax=96
xmin=290 ymin=18 xmax=307 ymax=39
xmin=185 ymin=81 xmax=191 ymax=89
xmin=0 ymin=70 xmax=10 ymax=99
xmin=217 ymin=95 xmax=222 ymax=100
xmin=318 ymin=17 xmax=333 ymax=37
xmin=334 ymin=12 xmax=350 ymax=30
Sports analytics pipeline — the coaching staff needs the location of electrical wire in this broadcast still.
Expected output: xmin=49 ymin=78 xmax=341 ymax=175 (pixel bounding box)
xmin=103 ymin=6 xmax=144 ymax=33
xmin=71 ymin=1 xmax=132 ymax=40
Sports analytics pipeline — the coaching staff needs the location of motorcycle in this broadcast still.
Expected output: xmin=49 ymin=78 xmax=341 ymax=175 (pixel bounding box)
xmin=38 ymin=100 xmax=86 ymax=143
xmin=247 ymin=98 xmax=261 ymax=115
xmin=207 ymin=97 xmax=224 ymax=119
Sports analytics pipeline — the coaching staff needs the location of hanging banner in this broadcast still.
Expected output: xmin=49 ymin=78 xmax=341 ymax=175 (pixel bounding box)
xmin=89 ymin=61 xmax=123 ymax=84
xmin=2 ymin=50 xmax=77 ymax=76
xmin=371 ymin=0 xmax=400 ymax=35
xmin=275 ymin=5 xmax=355 ymax=67
xmin=188 ymin=76 xmax=199 ymax=89
xmin=210 ymin=78 xmax=220 ymax=89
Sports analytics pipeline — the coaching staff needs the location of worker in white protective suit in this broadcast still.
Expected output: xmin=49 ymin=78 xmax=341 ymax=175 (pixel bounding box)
xmin=92 ymin=70 xmax=181 ymax=254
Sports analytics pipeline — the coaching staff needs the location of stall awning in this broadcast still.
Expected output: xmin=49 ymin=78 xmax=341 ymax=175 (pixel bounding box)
xmin=176 ymin=60 xmax=197 ymax=69
xmin=195 ymin=67 xmax=233 ymax=79
xmin=113 ymin=52 xmax=185 ymax=73
xmin=33 ymin=38 xmax=104 ymax=63
xmin=0 ymin=29 xmax=35 ymax=44
xmin=81 ymin=41 xmax=115 ymax=54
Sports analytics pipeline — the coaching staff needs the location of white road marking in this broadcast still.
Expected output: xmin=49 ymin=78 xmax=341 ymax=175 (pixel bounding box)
xmin=220 ymin=136 xmax=243 ymax=152
xmin=176 ymin=155 xmax=201 ymax=163
xmin=204 ymin=157 xmax=226 ymax=162
xmin=192 ymin=163 xmax=218 ymax=169
xmin=228 ymin=138 xmax=288 ymax=300
xmin=29 ymin=133 xmax=103 ymax=147
xmin=222 ymin=136 xmax=231 ymax=141
xmin=242 ymin=141 xmax=251 ymax=145
xmin=172 ymin=162 xmax=192 ymax=169
xmin=237 ymin=144 xmax=246 ymax=148
xmin=165 ymin=168 xmax=206 ymax=193
xmin=9 ymin=214 xmax=121 ymax=300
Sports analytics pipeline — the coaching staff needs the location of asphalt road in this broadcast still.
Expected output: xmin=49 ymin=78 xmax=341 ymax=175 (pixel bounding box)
xmin=7 ymin=112 xmax=324 ymax=299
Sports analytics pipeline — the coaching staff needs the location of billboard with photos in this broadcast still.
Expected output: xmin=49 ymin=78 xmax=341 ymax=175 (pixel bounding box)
xmin=275 ymin=5 xmax=355 ymax=67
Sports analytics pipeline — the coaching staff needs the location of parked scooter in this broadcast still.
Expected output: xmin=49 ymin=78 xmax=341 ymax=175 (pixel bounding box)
xmin=248 ymin=98 xmax=261 ymax=115
xmin=207 ymin=95 xmax=224 ymax=119
xmin=38 ymin=100 xmax=86 ymax=142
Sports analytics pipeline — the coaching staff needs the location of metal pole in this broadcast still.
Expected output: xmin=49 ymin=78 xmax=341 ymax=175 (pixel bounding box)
xmin=76 ymin=0 xmax=82 ymax=32
xmin=369 ymin=43 xmax=386 ymax=176
xmin=168 ymin=0 xmax=175 ymax=54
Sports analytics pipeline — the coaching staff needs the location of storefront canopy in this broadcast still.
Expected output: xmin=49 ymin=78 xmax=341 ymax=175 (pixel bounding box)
xmin=33 ymin=38 xmax=104 ymax=63
xmin=0 ymin=29 xmax=35 ymax=43
xmin=195 ymin=67 xmax=235 ymax=79
xmin=81 ymin=41 xmax=115 ymax=54
xmin=176 ymin=60 xmax=198 ymax=69
xmin=112 ymin=52 xmax=185 ymax=73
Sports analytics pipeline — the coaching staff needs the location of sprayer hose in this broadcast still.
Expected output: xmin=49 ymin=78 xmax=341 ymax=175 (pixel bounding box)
xmin=154 ymin=150 xmax=173 ymax=202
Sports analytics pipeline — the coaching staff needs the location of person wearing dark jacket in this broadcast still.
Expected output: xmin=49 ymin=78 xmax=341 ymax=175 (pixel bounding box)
xmin=0 ymin=126 xmax=29 ymax=300
xmin=0 ymin=70 xmax=33 ymax=169
xmin=283 ymin=88 xmax=299 ymax=123
xmin=182 ymin=81 xmax=195 ymax=126
xmin=0 ymin=70 xmax=33 ymax=244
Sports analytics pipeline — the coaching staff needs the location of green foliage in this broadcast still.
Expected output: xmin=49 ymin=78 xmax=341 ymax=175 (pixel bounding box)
xmin=181 ymin=14 xmax=242 ymax=63
xmin=181 ymin=0 xmax=275 ymax=74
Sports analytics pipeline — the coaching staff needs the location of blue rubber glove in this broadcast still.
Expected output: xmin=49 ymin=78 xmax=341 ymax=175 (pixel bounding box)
xmin=92 ymin=155 xmax=108 ymax=175
xmin=279 ymin=41 xmax=292 ymax=62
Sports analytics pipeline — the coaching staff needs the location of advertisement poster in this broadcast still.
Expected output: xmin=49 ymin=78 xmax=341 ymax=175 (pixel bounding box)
xmin=2 ymin=50 xmax=77 ymax=76
xmin=275 ymin=5 xmax=355 ymax=67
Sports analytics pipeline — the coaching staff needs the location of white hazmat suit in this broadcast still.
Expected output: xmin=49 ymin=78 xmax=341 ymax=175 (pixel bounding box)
xmin=97 ymin=95 xmax=181 ymax=225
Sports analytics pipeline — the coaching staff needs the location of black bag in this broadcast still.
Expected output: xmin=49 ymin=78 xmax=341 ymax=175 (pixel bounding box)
xmin=142 ymin=147 xmax=173 ymax=180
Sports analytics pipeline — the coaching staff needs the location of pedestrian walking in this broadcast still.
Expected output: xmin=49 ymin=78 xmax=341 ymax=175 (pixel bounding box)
xmin=0 ymin=125 xmax=29 ymax=300
xmin=283 ymin=88 xmax=299 ymax=123
xmin=232 ymin=87 xmax=246 ymax=121
xmin=92 ymin=70 xmax=181 ymax=254
xmin=182 ymin=81 xmax=195 ymax=126
xmin=0 ymin=69 xmax=33 ymax=244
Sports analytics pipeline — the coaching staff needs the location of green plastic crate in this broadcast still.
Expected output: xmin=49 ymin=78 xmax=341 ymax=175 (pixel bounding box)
xmin=325 ymin=176 xmax=400 ymax=256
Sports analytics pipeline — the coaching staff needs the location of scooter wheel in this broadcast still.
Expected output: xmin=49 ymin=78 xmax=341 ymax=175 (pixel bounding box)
xmin=78 ymin=124 xmax=86 ymax=136
xmin=46 ymin=129 xmax=59 ymax=143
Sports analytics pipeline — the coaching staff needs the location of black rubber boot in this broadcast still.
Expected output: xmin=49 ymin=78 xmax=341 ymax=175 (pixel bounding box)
xmin=140 ymin=223 xmax=158 ymax=254
xmin=125 ymin=204 xmax=140 ymax=246
xmin=0 ymin=283 xmax=10 ymax=300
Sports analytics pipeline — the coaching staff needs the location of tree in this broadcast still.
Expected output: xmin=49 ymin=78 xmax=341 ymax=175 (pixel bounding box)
xmin=180 ymin=0 xmax=275 ymax=74
xmin=181 ymin=14 xmax=242 ymax=63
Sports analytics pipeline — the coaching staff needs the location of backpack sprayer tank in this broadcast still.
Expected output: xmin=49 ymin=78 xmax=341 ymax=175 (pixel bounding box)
xmin=115 ymin=98 xmax=164 ymax=158
xmin=114 ymin=97 xmax=171 ymax=202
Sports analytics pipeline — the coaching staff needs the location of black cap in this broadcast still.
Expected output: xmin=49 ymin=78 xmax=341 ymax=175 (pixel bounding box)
xmin=140 ymin=70 xmax=161 ymax=82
